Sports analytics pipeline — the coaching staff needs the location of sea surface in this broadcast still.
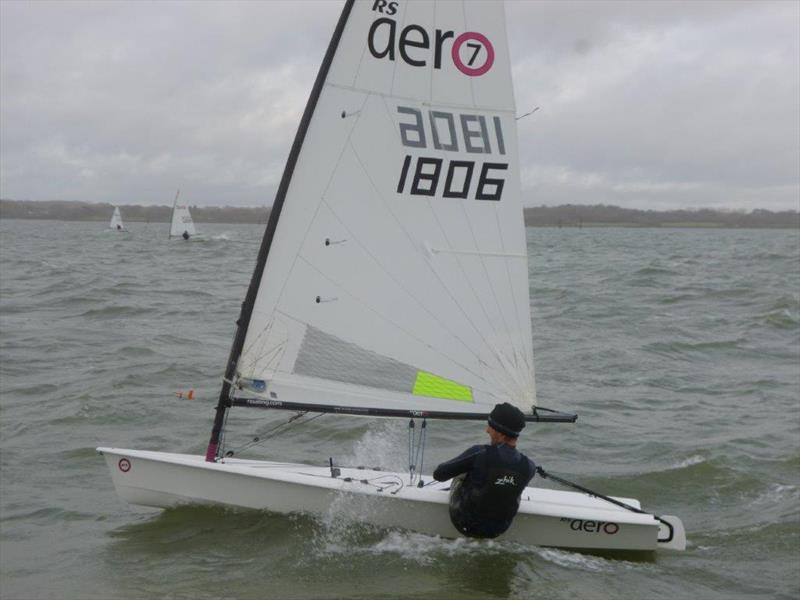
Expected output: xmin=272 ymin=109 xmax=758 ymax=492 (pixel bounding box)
xmin=1 ymin=219 xmax=798 ymax=600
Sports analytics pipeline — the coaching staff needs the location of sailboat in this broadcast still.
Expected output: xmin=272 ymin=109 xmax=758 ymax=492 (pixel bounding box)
xmin=98 ymin=0 xmax=685 ymax=552
xmin=168 ymin=189 xmax=199 ymax=240
xmin=109 ymin=207 xmax=125 ymax=231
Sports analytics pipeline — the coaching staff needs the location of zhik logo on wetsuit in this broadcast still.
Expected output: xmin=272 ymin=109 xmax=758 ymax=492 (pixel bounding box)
xmin=494 ymin=475 xmax=516 ymax=486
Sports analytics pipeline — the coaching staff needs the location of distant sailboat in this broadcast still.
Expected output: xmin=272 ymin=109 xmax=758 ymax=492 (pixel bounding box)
xmin=109 ymin=207 xmax=125 ymax=231
xmin=169 ymin=190 xmax=198 ymax=240
xmin=98 ymin=0 xmax=685 ymax=552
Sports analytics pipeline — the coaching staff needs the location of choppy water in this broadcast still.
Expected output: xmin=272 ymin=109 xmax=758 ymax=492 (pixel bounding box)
xmin=1 ymin=219 xmax=798 ymax=600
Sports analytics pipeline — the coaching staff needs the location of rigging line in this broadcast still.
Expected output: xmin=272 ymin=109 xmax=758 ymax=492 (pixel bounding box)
xmin=442 ymin=0 xmax=534 ymax=386
xmin=237 ymin=319 xmax=285 ymax=378
xmin=469 ymin=213 xmax=528 ymax=366
xmin=375 ymin=96 xmax=513 ymax=380
xmin=428 ymin=0 xmax=436 ymax=104
xmin=413 ymin=419 xmax=427 ymax=486
xmin=386 ymin=113 xmax=507 ymax=336
xmin=365 ymin=475 xmax=404 ymax=486
xmin=326 ymin=82 xmax=516 ymax=114
xmin=237 ymin=93 xmax=372 ymax=365
xmin=292 ymin=252 xmax=499 ymax=398
xmin=408 ymin=419 xmax=415 ymax=484
xmin=535 ymin=467 xmax=674 ymax=543
xmin=315 ymin=172 xmax=497 ymax=374
xmin=426 ymin=247 xmax=526 ymax=258
xmin=238 ymin=311 xmax=294 ymax=379
xmin=495 ymin=209 xmax=534 ymax=378
xmin=219 ymin=405 xmax=231 ymax=458
xmin=227 ymin=412 xmax=325 ymax=456
xmin=314 ymin=196 xmax=498 ymax=387
xmin=388 ymin=0 xmax=410 ymax=100
xmin=484 ymin=0 xmax=534 ymax=389
xmin=438 ymin=2 xmax=522 ymax=369
xmin=456 ymin=197 xmax=518 ymax=366
xmin=287 ymin=257 xmax=501 ymax=400
xmin=350 ymin=104 xmax=507 ymax=378
xmin=460 ymin=0 xmax=478 ymax=110
xmin=420 ymin=179 xmax=512 ymax=375
xmin=347 ymin=5 xmax=372 ymax=90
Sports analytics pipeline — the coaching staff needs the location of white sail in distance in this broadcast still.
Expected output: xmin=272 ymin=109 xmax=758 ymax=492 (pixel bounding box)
xmin=169 ymin=190 xmax=197 ymax=238
xmin=109 ymin=207 xmax=124 ymax=230
xmin=235 ymin=0 xmax=535 ymax=417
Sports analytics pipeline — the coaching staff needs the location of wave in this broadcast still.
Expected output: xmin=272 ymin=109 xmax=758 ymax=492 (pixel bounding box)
xmin=750 ymin=483 xmax=799 ymax=508
xmin=75 ymin=305 xmax=152 ymax=319
xmin=632 ymin=266 xmax=681 ymax=277
xmin=757 ymin=296 xmax=800 ymax=328
xmin=665 ymin=454 xmax=706 ymax=470
xmin=644 ymin=339 xmax=744 ymax=361
xmin=1 ymin=506 xmax=94 ymax=525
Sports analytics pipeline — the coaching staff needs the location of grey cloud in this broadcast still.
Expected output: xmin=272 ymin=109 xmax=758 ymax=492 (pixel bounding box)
xmin=509 ymin=0 xmax=799 ymax=209
xmin=1 ymin=0 xmax=798 ymax=210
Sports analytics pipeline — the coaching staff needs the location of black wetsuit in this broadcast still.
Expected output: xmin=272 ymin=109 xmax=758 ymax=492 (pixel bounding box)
xmin=433 ymin=444 xmax=536 ymax=538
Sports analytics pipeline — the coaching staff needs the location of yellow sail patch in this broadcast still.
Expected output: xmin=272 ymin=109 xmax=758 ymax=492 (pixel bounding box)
xmin=412 ymin=371 xmax=473 ymax=402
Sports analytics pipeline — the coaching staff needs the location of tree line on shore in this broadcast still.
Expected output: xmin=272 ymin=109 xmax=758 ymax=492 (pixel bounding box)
xmin=1 ymin=199 xmax=797 ymax=228
xmin=523 ymin=204 xmax=799 ymax=228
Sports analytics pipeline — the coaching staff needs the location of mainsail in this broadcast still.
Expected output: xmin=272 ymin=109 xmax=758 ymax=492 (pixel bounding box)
xmin=109 ymin=207 xmax=124 ymax=230
xmin=235 ymin=0 xmax=533 ymax=416
xmin=204 ymin=0 xmax=576 ymax=463
xmin=169 ymin=190 xmax=197 ymax=238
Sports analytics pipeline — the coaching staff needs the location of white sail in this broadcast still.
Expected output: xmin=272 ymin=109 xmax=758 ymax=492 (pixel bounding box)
xmin=109 ymin=207 xmax=124 ymax=230
xmin=235 ymin=0 xmax=534 ymax=417
xmin=169 ymin=190 xmax=197 ymax=238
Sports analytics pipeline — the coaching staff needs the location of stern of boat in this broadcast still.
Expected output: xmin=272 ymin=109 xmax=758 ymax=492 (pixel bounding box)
xmin=657 ymin=515 xmax=687 ymax=551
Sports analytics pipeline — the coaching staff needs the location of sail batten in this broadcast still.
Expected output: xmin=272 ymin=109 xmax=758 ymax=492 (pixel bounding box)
xmin=232 ymin=0 xmax=536 ymax=420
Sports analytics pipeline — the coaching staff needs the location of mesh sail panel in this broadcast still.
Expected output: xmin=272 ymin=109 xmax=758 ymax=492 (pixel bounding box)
xmin=294 ymin=326 xmax=417 ymax=393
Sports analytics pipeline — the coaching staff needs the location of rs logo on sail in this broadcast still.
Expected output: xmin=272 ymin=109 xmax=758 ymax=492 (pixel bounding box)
xmin=368 ymin=1 xmax=495 ymax=77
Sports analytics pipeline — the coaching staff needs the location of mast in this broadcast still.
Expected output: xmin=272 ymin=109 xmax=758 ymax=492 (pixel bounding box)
xmin=169 ymin=189 xmax=180 ymax=238
xmin=205 ymin=0 xmax=356 ymax=462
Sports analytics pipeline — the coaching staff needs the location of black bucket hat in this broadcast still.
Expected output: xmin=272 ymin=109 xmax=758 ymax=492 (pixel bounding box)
xmin=488 ymin=402 xmax=526 ymax=438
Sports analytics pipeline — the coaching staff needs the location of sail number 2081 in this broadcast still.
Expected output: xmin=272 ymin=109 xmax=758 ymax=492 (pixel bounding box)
xmin=395 ymin=106 xmax=509 ymax=201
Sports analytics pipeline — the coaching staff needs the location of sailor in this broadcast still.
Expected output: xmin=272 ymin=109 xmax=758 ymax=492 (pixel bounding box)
xmin=433 ymin=402 xmax=536 ymax=539
xmin=116 ymin=224 xmax=122 ymax=231
xmin=182 ymin=230 xmax=190 ymax=240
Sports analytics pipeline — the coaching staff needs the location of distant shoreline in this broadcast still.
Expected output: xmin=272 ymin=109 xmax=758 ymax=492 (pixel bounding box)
xmin=1 ymin=199 xmax=798 ymax=229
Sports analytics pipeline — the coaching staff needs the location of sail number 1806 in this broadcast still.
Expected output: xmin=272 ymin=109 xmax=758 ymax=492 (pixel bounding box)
xmin=397 ymin=156 xmax=507 ymax=201
xmin=395 ymin=106 xmax=509 ymax=201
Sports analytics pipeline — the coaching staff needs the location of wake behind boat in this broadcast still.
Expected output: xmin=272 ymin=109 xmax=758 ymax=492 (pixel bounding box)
xmin=99 ymin=0 xmax=685 ymax=552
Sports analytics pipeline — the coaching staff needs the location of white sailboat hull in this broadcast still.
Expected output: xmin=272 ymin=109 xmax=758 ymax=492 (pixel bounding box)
xmin=97 ymin=447 xmax=685 ymax=552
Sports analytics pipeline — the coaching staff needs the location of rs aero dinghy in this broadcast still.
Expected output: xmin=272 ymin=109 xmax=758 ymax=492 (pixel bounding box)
xmin=99 ymin=0 xmax=686 ymax=552
xmin=109 ymin=207 xmax=125 ymax=232
xmin=169 ymin=189 xmax=200 ymax=240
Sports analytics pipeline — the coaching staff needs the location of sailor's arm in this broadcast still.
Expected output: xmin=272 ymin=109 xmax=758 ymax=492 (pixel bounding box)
xmin=432 ymin=445 xmax=484 ymax=481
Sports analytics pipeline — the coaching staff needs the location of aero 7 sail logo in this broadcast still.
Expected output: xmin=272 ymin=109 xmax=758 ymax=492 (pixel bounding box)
xmin=369 ymin=1 xmax=495 ymax=77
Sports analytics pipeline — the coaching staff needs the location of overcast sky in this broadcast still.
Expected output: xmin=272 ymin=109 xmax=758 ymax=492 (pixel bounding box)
xmin=1 ymin=0 xmax=798 ymax=210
